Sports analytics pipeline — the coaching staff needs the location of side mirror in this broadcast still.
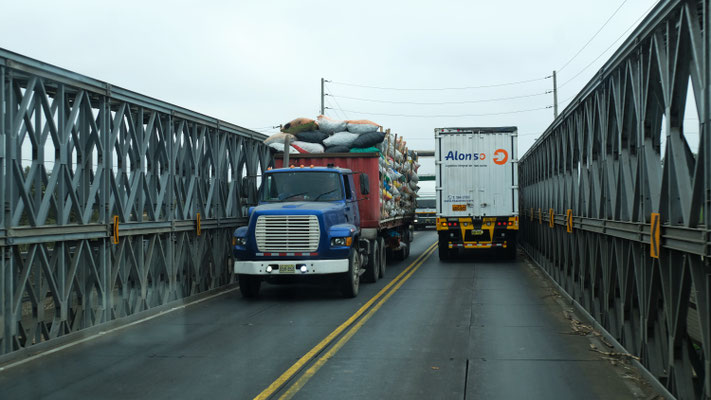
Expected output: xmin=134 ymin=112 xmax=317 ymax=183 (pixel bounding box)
xmin=359 ymin=173 xmax=369 ymax=195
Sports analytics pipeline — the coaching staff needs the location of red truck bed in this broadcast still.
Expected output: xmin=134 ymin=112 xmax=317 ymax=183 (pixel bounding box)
xmin=275 ymin=153 xmax=408 ymax=229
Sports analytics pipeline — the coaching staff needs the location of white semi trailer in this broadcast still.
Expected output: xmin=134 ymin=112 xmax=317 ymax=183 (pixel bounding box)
xmin=434 ymin=127 xmax=519 ymax=260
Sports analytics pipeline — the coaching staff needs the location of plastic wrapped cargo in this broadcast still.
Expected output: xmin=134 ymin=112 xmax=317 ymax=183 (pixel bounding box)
xmin=323 ymin=132 xmax=359 ymax=147
xmin=351 ymin=131 xmax=386 ymax=148
xmin=295 ymin=130 xmax=328 ymax=143
xmin=292 ymin=141 xmax=324 ymax=153
xmin=264 ymin=132 xmax=296 ymax=145
xmin=268 ymin=142 xmax=299 ymax=153
xmin=346 ymin=119 xmax=380 ymax=134
xmin=281 ymin=118 xmax=318 ymax=134
xmin=317 ymin=115 xmax=347 ymax=133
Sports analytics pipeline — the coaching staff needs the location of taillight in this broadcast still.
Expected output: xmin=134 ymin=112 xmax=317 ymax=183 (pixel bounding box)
xmin=508 ymin=221 xmax=513 ymax=226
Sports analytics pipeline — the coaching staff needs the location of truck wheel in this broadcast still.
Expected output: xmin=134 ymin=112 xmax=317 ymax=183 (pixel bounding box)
xmin=363 ymin=239 xmax=379 ymax=283
xmin=239 ymin=275 xmax=261 ymax=298
xmin=438 ymin=238 xmax=450 ymax=261
xmin=377 ymin=237 xmax=387 ymax=278
xmin=340 ymin=248 xmax=360 ymax=298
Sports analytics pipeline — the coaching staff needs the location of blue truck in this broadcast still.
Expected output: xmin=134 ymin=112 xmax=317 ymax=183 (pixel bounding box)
xmin=232 ymin=153 xmax=417 ymax=298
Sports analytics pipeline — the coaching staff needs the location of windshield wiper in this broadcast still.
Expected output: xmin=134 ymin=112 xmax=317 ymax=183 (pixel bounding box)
xmin=281 ymin=191 xmax=309 ymax=200
xmin=314 ymin=189 xmax=338 ymax=201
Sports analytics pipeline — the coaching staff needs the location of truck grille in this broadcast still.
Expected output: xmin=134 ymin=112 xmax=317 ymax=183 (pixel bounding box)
xmin=255 ymin=215 xmax=320 ymax=253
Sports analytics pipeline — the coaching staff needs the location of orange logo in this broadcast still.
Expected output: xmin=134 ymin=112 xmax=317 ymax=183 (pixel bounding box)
xmin=493 ymin=149 xmax=508 ymax=165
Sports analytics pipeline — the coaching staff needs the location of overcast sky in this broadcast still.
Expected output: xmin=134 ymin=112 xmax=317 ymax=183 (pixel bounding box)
xmin=0 ymin=0 xmax=660 ymax=185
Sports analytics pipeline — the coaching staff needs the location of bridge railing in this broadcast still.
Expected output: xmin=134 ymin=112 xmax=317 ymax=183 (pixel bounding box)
xmin=0 ymin=48 xmax=271 ymax=357
xmin=519 ymin=1 xmax=709 ymax=398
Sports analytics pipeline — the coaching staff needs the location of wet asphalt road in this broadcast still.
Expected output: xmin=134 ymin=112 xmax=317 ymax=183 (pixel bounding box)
xmin=0 ymin=231 xmax=655 ymax=399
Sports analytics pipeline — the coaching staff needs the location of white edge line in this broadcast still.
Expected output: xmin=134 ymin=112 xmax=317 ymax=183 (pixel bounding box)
xmin=0 ymin=286 xmax=240 ymax=372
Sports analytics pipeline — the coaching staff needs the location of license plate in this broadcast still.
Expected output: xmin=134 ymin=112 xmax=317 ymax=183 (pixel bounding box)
xmin=279 ymin=264 xmax=295 ymax=274
xmin=473 ymin=230 xmax=483 ymax=235
xmin=452 ymin=204 xmax=466 ymax=211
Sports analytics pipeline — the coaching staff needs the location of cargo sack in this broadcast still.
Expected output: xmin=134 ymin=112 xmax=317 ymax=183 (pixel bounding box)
xmin=317 ymin=115 xmax=347 ymax=133
xmin=281 ymin=118 xmax=318 ymax=134
xmin=351 ymin=131 xmax=385 ymax=148
xmin=349 ymin=146 xmax=380 ymax=153
xmin=294 ymin=130 xmax=328 ymax=143
xmin=268 ymin=142 xmax=299 ymax=153
xmin=264 ymin=132 xmax=296 ymax=145
xmin=346 ymin=119 xmax=380 ymax=134
xmin=323 ymin=131 xmax=359 ymax=147
xmin=292 ymin=141 xmax=324 ymax=153
xmin=290 ymin=143 xmax=308 ymax=153
xmin=325 ymin=145 xmax=351 ymax=153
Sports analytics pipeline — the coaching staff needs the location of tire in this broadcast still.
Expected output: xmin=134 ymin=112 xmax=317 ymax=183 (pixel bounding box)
xmin=438 ymin=237 xmax=450 ymax=261
xmin=399 ymin=242 xmax=410 ymax=260
xmin=363 ymin=239 xmax=379 ymax=283
xmin=239 ymin=275 xmax=261 ymax=298
xmin=340 ymin=247 xmax=360 ymax=298
xmin=377 ymin=237 xmax=387 ymax=278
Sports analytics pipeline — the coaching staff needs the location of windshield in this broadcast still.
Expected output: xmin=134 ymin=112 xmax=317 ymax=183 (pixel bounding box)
xmin=416 ymin=198 xmax=436 ymax=208
xmin=260 ymin=171 xmax=344 ymax=202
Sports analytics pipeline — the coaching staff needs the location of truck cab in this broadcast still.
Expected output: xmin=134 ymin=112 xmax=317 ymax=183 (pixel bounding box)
xmin=414 ymin=195 xmax=436 ymax=229
xmin=233 ymin=166 xmax=367 ymax=298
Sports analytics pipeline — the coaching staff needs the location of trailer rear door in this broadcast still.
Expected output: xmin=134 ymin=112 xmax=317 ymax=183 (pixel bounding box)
xmin=436 ymin=127 xmax=517 ymax=218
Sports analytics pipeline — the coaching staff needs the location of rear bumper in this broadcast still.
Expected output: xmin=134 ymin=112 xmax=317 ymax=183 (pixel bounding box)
xmin=437 ymin=216 xmax=518 ymax=248
xmin=234 ymin=259 xmax=349 ymax=275
xmin=414 ymin=214 xmax=437 ymax=226
xmin=448 ymin=241 xmax=513 ymax=249
xmin=436 ymin=216 xmax=519 ymax=232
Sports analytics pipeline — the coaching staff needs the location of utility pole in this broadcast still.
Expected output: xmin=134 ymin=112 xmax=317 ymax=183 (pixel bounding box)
xmin=320 ymin=78 xmax=325 ymax=116
xmin=552 ymin=70 xmax=559 ymax=119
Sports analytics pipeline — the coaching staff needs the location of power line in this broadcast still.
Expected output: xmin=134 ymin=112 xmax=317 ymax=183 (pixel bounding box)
xmin=328 ymin=76 xmax=551 ymax=91
xmin=559 ymin=1 xmax=656 ymax=89
xmin=329 ymin=106 xmax=552 ymax=118
xmin=325 ymin=97 xmax=347 ymax=120
xmin=329 ymin=93 xmax=350 ymax=120
xmin=557 ymin=0 xmax=629 ymax=73
xmin=326 ymin=91 xmax=552 ymax=106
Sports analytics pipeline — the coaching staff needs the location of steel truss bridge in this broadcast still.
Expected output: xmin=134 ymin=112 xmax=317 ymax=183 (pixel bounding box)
xmin=0 ymin=0 xmax=709 ymax=399
xmin=519 ymin=1 xmax=710 ymax=398
xmin=0 ymin=47 xmax=271 ymax=357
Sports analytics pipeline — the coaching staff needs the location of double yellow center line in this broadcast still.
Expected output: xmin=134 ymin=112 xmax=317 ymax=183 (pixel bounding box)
xmin=254 ymin=241 xmax=438 ymax=400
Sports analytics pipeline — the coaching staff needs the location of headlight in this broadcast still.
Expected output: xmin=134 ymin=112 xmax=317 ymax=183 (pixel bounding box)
xmin=330 ymin=237 xmax=352 ymax=247
xmin=235 ymin=237 xmax=247 ymax=246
